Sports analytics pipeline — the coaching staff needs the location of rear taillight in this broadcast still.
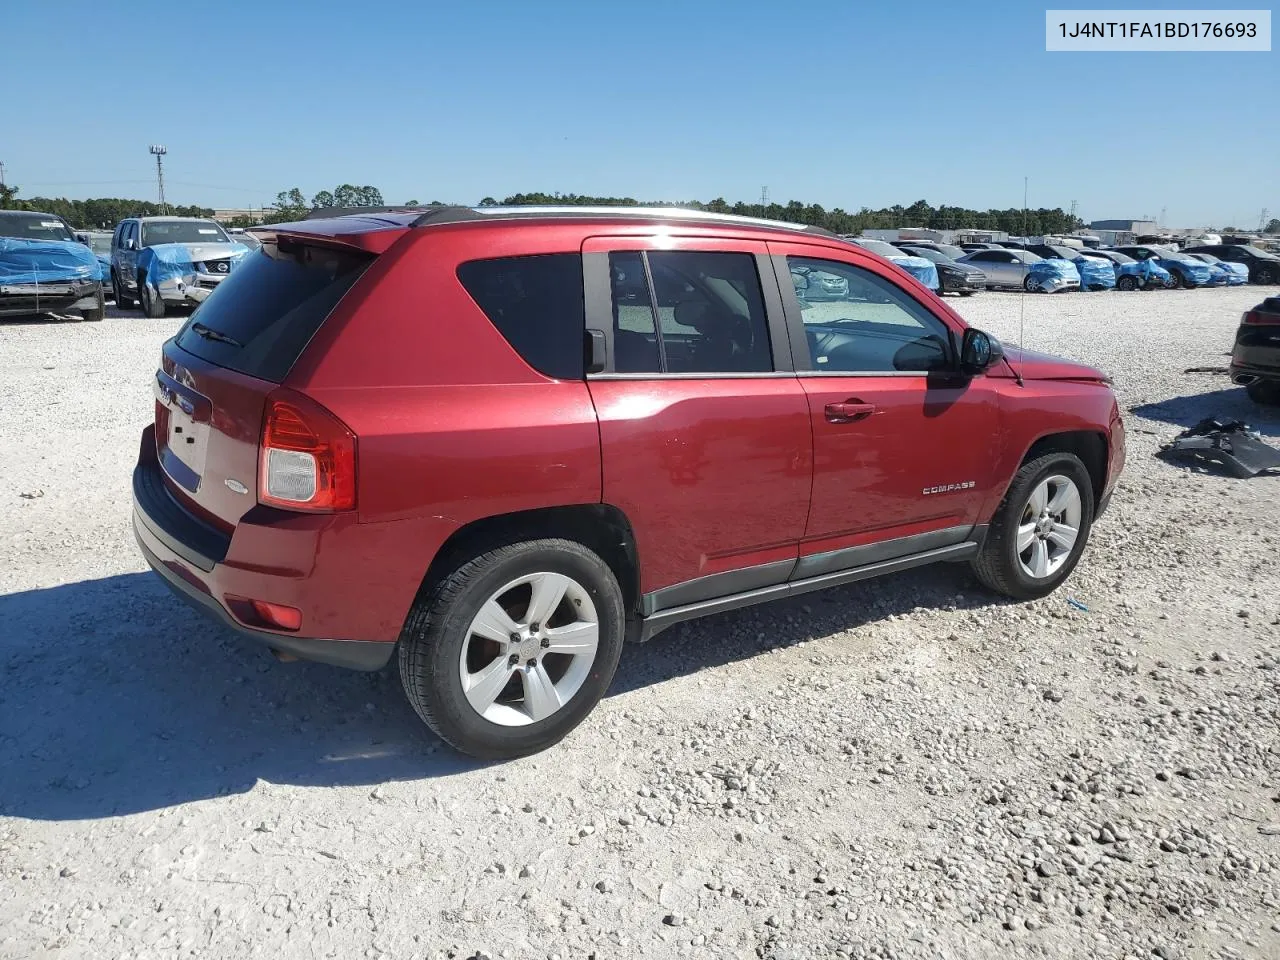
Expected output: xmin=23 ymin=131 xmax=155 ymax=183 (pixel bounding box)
xmin=258 ymin=390 xmax=356 ymax=512
xmin=1242 ymin=309 xmax=1280 ymax=326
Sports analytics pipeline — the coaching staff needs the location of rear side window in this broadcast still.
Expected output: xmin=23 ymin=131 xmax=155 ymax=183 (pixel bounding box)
xmin=174 ymin=239 xmax=373 ymax=383
xmin=457 ymin=254 xmax=585 ymax=380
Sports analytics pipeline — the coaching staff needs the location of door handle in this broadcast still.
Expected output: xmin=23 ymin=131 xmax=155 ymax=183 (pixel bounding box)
xmin=825 ymin=401 xmax=875 ymax=423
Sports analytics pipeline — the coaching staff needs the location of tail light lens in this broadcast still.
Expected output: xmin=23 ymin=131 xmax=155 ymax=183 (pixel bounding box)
xmin=258 ymin=389 xmax=356 ymax=512
xmin=1242 ymin=309 xmax=1280 ymax=326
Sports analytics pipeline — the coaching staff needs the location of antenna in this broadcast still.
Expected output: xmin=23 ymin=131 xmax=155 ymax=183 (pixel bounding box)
xmin=1159 ymin=206 xmax=1167 ymax=227
xmin=1016 ymin=176 xmax=1027 ymax=387
xmin=1260 ymin=208 xmax=1270 ymax=232
xmin=760 ymin=186 xmax=769 ymax=207
xmin=149 ymin=145 xmax=168 ymax=214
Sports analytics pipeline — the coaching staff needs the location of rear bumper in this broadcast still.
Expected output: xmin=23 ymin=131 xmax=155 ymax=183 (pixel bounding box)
xmin=131 ymin=435 xmax=396 ymax=671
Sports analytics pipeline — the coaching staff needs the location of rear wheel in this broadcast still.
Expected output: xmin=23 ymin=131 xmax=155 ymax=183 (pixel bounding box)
xmin=138 ymin=272 xmax=165 ymax=318
xmin=1256 ymin=265 xmax=1277 ymax=285
xmin=80 ymin=284 xmax=105 ymax=322
xmin=398 ymin=538 xmax=625 ymax=759
xmin=971 ymin=453 xmax=1095 ymax=601
xmin=1115 ymin=275 xmax=1138 ymax=291
xmin=1246 ymin=379 xmax=1280 ymax=405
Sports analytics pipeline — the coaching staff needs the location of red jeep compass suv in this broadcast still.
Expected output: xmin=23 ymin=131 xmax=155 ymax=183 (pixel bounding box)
xmin=132 ymin=206 xmax=1126 ymax=759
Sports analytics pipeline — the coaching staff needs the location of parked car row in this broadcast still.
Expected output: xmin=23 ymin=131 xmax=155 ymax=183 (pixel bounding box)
xmin=872 ymin=236 xmax=1280 ymax=295
xmin=0 ymin=209 xmax=253 ymax=322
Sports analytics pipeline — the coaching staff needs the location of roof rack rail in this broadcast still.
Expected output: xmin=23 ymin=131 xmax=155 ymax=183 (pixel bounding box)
xmin=303 ymin=205 xmax=438 ymax=220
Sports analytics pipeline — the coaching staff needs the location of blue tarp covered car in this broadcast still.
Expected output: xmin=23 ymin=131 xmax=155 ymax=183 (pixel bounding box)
xmin=886 ymin=254 xmax=940 ymax=292
xmin=1026 ymin=258 xmax=1080 ymax=293
xmin=1074 ymin=256 xmax=1116 ymax=291
xmin=1148 ymin=253 xmax=1212 ymax=288
xmin=846 ymin=238 xmax=940 ymax=292
xmin=1115 ymin=259 xmax=1170 ymax=291
xmin=0 ymin=211 xmax=106 ymax=321
xmin=1187 ymin=253 xmax=1249 ymax=286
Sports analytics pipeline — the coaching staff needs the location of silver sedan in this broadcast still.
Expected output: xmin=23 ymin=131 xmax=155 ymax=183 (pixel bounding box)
xmin=955 ymin=248 xmax=1044 ymax=289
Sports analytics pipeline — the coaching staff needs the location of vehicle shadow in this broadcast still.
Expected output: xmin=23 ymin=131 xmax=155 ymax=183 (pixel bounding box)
xmin=1 ymin=563 xmax=997 ymax=821
xmin=1130 ymin=385 xmax=1280 ymax=439
xmin=0 ymin=573 xmax=482 ymax=822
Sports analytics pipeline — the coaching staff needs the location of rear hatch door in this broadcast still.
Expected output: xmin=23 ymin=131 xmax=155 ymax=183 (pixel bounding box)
xmin=154 ymin=234 xmax=378 ymax=528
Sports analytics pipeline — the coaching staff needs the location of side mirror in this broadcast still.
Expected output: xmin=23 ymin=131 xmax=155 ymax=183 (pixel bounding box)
xmin=127 ymin=238 xmax=138 ymax=251
xmin=960 ymin=328 xmax=1003 ymax=374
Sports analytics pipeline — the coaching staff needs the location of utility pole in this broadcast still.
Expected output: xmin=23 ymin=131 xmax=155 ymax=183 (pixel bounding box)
xmin=149 ymin=145 xmax=168 ymax=214
xmin=760 ymin=186 xmax=769 ymax=207
xmin=1259 ymin=208 xmax=1269 ymax=232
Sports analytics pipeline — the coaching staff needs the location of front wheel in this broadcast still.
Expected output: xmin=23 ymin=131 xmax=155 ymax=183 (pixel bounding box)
xmin=1256 ymin=266 xmax=1277 ymax=285
xmin=1115 ymin=275 xmax=1138 ymax=291
xmin=1023 ymin=275 xmax=1038 ymax=293
xmin=138 ymin=272 xmax=165 ymax=318
xmin=971 ymin=453 xmax=1095 ymax=601
xmin=398 ymin=538 xmax=625 ymax=759
xmin=81 ymin=284 xmax=106 ymax=322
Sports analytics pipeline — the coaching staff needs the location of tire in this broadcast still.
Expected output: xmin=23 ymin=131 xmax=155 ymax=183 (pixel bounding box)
xmin=1023 ymin=275 xmax=1038 ymax=293
xmin=959 ymin=291 xmax=974 ymax=297
xmin=80 ymin=284 xmax=106 ymax=322
xmin=1115 ymin=275 xmax=1138 ymax=291
xmin=1172 ymin=270 xmax=1194 ymax=289
xmin=138 ymin=272 xmax=165 ymax=318
xmin=111 ymin=270 xmax=136 ymax=308
xmin=1246 ymin=379 xmax=1280 ymax=405
xmin=970 ymin=452 xmax=1095 ymax=602
xmin=398 ymin=538 xmax=625 ymax=760
xmin=1256 ymin=266 xmax=1277 ymax=285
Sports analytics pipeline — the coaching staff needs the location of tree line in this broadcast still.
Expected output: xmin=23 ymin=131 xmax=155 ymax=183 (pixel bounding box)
xmin=0 ymin=188 xmax=213 ymax=229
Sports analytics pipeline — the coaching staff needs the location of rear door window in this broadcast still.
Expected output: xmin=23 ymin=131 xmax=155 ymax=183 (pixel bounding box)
xmin=456 ymin=254 xmax=585 ymax=380
xmin=174 ymin=238 xmax=373 ymax=383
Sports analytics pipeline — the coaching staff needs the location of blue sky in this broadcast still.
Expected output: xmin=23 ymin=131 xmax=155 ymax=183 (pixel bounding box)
xmin=2 ymin=0 xmax=1275 ymax=227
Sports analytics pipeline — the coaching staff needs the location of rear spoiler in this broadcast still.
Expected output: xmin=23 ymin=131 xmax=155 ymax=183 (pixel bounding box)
xmin=304 ymin=205 xmax=481 ymax=226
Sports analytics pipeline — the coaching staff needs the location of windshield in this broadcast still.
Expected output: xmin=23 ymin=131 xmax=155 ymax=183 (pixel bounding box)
xmin=141 ymin=220 xmax=229 ymax=247
xmin=1045 ymin=246 xmax=1079 ymax=259
xmin=0 ymin=212 xmax=75 ymax=242
xmin=1012 ymin=250 xmax=1043 ymax=263
xmin=1191 ymin=253 xmax=1220 ymax=264
xmin=86 ymin=235 xmax=112 ymax=255
xmin=852 ymin=239 xmax=903 ymax=258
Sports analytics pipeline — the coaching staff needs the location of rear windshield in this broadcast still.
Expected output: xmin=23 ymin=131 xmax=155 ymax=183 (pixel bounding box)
xmin=174 ymin=238 xmax=373 ymax=382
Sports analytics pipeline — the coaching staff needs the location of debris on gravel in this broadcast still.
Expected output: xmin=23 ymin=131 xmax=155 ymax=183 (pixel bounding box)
xmin=0 ymin=291 xmax=1277 ymax=959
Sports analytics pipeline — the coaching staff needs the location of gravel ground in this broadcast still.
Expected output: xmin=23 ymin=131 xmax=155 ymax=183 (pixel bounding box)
xmin=1 ymin=288 xmax=1278 ymax=960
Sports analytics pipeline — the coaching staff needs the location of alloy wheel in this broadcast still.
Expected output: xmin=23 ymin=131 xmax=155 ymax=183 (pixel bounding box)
xmin=1016 ymin=475 xmax=1082 ymax=579
xmin=458 ymin=571 xmax=599 ymax=726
